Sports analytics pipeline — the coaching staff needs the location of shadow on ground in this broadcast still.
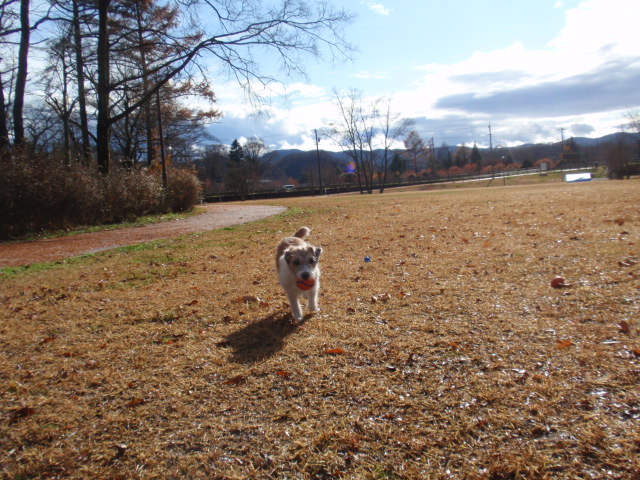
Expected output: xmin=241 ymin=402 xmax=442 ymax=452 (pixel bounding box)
xmin=221 ymin=311 xmax=304 ymax=364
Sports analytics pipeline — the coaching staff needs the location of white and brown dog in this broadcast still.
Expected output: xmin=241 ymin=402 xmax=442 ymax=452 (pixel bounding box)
xmin=276 ymin=227 xmax=322 ymax=320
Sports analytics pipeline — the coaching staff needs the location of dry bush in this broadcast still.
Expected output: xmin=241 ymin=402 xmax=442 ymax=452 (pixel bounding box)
xmin=0 ymin=154 xmax=102 ymax=237
xmin=164 ymin=167 xmax=203 ymax=213
xmin=0 ymin=155 xmax=201 ymax=239
xmin=101 ymin=169 xmax=164 ymax=223
xmin=1 ymin=180 xmax=639 ymax=479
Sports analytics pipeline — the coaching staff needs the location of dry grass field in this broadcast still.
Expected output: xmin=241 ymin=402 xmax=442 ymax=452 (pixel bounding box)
xmin=1 ymin=180 xmax=639 ymax=479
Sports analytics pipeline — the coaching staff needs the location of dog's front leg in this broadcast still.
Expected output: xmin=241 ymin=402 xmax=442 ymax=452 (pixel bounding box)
xmin=307 ymin=285 xmax=319 ymax=313
xmin=288 ymin=292 xmax=304 ymax=320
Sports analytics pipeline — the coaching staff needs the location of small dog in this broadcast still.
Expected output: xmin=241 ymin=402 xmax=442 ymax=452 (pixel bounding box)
xmin=276 ymin=227 xmax=322 ymax=320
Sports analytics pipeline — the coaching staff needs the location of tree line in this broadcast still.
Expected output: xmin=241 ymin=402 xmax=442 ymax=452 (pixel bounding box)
xmin=0 ymin=0 xmax=352 ymax=238
xmin=0 ymin=0 xmax=352 ymax=170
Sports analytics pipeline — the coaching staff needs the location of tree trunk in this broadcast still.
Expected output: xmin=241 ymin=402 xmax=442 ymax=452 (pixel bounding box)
xmin=96 ymin=0 xmax=111 ymax=174
xmin=156 ymin=88 xmax=167 ymax=188
xmin=72 ymin=0 xmax=92 ymax=165
xmin=134 ymin=2 xmax=154 ymax=167
xmin=61 ymin=52 xmax=71 ymax=165
xmin=0 ymin=69 xmax=9 ymax=150
xmin=13 ymin=0 xmax=30 ymax=146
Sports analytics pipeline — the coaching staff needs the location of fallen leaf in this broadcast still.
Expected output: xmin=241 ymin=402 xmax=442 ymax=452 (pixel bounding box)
xmin=325 ymin=348 xmax=346 ymax=355
xmin=186 ymin=299 xmax=198 ymax=306
xmin=551 ymin=276 xmax=567 ymax=288
xmin=618 ymin=259 xmax=637 ymax=267
xmin=125 ymin=398 xmax=145 ymax=408
xmin=276 ymin=370 xmax=292 ymax=377
xmin=223 ymin=375 xmax=246 ymax=386
xmin=619 ymin=320 xmax=631 ymax=334
xmin=557 ymin=339 xmax=573 ymax=349
xmin=7 ymin=406 xmax=35 ymax=421
xmin=346 ymin=307 xmax=356 ymax=314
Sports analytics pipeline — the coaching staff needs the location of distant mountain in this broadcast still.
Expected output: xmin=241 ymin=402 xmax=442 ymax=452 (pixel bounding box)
xmin=572 ymin=132 xmax=636 ymax=147
xmin=262 ymin=132 xmax=637 ymax=183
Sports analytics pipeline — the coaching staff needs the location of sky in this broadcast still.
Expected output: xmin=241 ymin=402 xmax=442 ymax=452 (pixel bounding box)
xmin=205 ymin=0 xmax=640 ymax=151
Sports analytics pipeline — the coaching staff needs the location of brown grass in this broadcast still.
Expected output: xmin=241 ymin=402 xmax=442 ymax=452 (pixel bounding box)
xmin=1 ymin=180 xmax=639 ymax=479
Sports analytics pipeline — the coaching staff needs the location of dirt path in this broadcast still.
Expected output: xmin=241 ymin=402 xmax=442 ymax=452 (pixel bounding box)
xmin=0 ymin=204 xmax=286 ymax=268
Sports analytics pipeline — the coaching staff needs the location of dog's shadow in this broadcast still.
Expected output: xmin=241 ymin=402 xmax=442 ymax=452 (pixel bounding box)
xmin=220 ymin=311 xmax=304 ymax=364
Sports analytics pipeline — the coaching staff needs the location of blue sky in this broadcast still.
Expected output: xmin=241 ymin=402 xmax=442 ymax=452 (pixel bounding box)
xmin=207 ymin=0 xmax=640 ymax=151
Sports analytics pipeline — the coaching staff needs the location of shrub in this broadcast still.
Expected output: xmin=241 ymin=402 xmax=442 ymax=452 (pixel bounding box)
xmin=0 ymin=153 xmax=202 ymax=240
xmin=164 ymin=167 xmax=203 ymax=212
xmin=102 ymin=169 xmax=164 ymax=223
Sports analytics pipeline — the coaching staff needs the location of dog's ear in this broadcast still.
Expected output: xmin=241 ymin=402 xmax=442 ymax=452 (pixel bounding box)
xmin=315 ymin=246 xmax=323 ymax=259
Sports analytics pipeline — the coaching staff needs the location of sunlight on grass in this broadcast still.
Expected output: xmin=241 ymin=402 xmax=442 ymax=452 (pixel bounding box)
xmin=1 ymin=180 xmax=639 ymax=479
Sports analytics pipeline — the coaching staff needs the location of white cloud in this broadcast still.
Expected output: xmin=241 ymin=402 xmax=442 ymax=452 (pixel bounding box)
xmin=360 ymin=1 xmax=392 ymax=16
xmin=407 ymin=0 xmax=640 ymax=117
xmin=210 ymin=0 xmax=640 ymax=149
xmin=550 ymin=0 xmax=640 ymax=59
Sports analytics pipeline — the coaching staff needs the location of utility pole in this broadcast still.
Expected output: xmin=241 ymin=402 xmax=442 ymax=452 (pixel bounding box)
xmin=488 ymin=122 xmax=493 ymax=161
xmin=559 ymin=127 xmax=566 ymax=166
xmin=428 ymin=136 xmax=435 ymax=172
xmin=488 ymin=123 xmax=494 ymax=179
xmin=314 ymin=129 xmax=324 ymax=194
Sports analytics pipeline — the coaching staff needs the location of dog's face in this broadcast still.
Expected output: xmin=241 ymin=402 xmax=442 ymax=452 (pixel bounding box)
xmin=284 ymin=245 xmax=322 ymax=281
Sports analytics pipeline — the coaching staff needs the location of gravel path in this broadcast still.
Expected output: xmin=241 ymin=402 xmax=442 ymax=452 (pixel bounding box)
xmin=0 ymin=204 xmax=286 ymax=268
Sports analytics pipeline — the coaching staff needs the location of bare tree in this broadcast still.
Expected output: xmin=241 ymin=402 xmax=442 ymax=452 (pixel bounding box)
xmin=70 ymin=0 xmax=91 ymax=164
xmin=42 ymin=32 xmax=77 ymax=164
xmin=12 ymin=0 xmax=29 ymax=146
xmin=244 ymin=136 xmax=269 ymax=162
xmin=95 ymin=0 xmax=353 ymax=175
xmin=627 ymin=110 xmax=640 ymax=136
xmin=375 ymin=98 xmax=412 ymax=193
xmin=10 ymin=0 xmax=53 ymax=147
xmin=404 ymin=130 xmax=426 ymax=175
xmin=605 ymin=133 xmax=633 ymax=179
xmin=332 ymin=88 xmax=375 ymax=193
xmin=0 ymin=0 xmax=19 ymax=150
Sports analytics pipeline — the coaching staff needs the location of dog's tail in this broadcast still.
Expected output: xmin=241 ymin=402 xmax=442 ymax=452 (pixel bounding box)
xmin=294 ymin=226 xmax=311 ymax=239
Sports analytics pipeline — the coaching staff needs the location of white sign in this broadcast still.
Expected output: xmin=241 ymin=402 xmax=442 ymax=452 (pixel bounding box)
xmin=565 ymin=173 xmax=592 ymax=182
